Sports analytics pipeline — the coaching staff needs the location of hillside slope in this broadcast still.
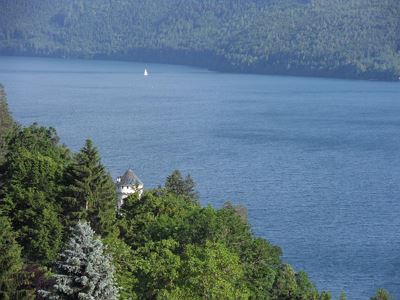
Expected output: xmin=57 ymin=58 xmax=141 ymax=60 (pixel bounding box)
xmin=0 ymin=0 xmax=399 ymax=80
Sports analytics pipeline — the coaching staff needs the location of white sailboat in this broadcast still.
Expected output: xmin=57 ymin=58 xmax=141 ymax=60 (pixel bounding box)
xmin=144 ymin=68 xmax=149 ymax=76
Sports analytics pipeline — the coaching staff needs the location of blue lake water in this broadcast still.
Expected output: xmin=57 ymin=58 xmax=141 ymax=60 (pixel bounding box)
xmin=1 ymin=56 xmax=400 ymax=299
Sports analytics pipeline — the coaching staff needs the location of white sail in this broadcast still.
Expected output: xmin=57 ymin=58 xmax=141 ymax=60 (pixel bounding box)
xmin=144 ymin=68 xmax=148 ymax=76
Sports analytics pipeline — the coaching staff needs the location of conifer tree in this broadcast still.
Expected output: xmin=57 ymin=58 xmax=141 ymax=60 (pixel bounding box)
xmin=319 ymin=291 xmax=332 ymax=300
xmin=0 ymin=215 xmax=34 ymax=299
xmin=0 ymin=125 xmax=66 ymax=264
xmin=41 ymin=221 xmax=119 ymax=300
xmin=10 ymin=189 xmax=63 ymax=263
xmin=370 ymin=289 xmax=393 ymax=300
xmin=338 ymin=290 xmax=347 ymax=300
xmin=0 ymin=84 xmax=15 ymax=165
xmin=164 ymin=169 xmax=198 ymax=201
xmin=62 ymin=139 xmax=117 ymax=236
xmin=0 ymin=214 xmax=23 ymax=295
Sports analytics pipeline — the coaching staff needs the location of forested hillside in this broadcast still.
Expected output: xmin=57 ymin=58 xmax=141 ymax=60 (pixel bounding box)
xmin=0 ymin=0 xmax=399 ymax=80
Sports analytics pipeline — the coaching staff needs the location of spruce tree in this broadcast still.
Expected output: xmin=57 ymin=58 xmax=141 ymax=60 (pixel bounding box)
xmin=41 ymin=221 xmax=119 ymax=300
xmin=62 ymin=139 xmax=117 ymax=236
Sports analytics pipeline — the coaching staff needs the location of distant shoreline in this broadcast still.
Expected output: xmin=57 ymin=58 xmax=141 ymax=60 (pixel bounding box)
xmin=1 ymin=51 xmax=399 ymax=83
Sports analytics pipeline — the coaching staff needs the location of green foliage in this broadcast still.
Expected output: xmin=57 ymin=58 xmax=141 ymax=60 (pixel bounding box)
xmin=129 ymin=236 xmax=249 ymax=299
xmin=165 ymin=169 xmax=198 ymax=201
xmin=175 ymin=241 xmax=249 ymax=299
xmin=223 ymin=201 xmax=248 ymax=223
xmin=295 ymin=271 xmax=319 ymax=300
xmin=118 ymin=190 xmax=198 ymax=248
xmin=271 ymin=264 xmax=326 ymax=300
xmin=319 ymin=291 xmax=332 ymax=300
xmin=370 ymin=288 xmax=393 ymax=300
xmin=0 ymin=215 xmax=35 ymax=299
xmin=4 ymin=123 xmax=67 ymax=161
xmin=41 ymin=221 xmax=119 ymax=300
xmin=8 ymin=188 xmax=63 ymax=264
xmin=241 ymin=237 xmax=279 ymax=298
xmin=103 ymin=234 xmax=138 ymax=300
xmin=62 ymin=139 xmax=117 ymax=236
xmin=272 ymin=264 xmax=299 ymax=299
xmin=0 ymin=84 xmax=15 ymax=165
xmin=0 ymin=125 xmax=67 ymax=264
xmin=117 ymin=188 xmax=328 ymax=299
xmin=338 ymin=290 xmax=347 ymax=300
xmin=133 ymin=238 xmax=181 ymax=298
xmin=0 ymin=0 xmax=399 ymax=80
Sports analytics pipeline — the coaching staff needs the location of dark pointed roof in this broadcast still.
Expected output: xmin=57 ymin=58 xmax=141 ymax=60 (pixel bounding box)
xmin=118 ymin=169 xmax=143 ymax=186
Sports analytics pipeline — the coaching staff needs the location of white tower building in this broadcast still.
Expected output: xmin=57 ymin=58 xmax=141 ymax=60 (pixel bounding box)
xmin=115 ymin=169 xmax=144 ymax=209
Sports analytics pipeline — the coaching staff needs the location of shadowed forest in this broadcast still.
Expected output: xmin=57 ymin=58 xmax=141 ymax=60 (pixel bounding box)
xmin=0 ymin=0 xmax=399 ymax=80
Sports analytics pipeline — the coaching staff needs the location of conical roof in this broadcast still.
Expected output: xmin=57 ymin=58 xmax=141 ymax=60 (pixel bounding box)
xmin=119 ymin=169 xmax=143 ymax=186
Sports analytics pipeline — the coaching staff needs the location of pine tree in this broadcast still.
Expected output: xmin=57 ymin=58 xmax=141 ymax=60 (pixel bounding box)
xmin=62 ymin=139 xmax=117 ymax=236
xmin=41 ymin=221 xmax=119 ymax=300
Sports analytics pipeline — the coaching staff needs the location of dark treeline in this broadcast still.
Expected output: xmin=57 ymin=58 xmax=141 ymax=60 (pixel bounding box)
xmin=0 ymin=0 xmax=399 ymax=81
xmin=0 ymin=85 xmax=394 ymax=299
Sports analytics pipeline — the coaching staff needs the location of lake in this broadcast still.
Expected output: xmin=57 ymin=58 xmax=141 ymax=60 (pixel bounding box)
xmin=1 ymin=56 xmax=400 ymax=299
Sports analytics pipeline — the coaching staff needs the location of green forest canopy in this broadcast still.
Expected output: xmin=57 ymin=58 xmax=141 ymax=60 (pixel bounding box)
xmin=0 ymin=0 xmax=399 ymax=80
